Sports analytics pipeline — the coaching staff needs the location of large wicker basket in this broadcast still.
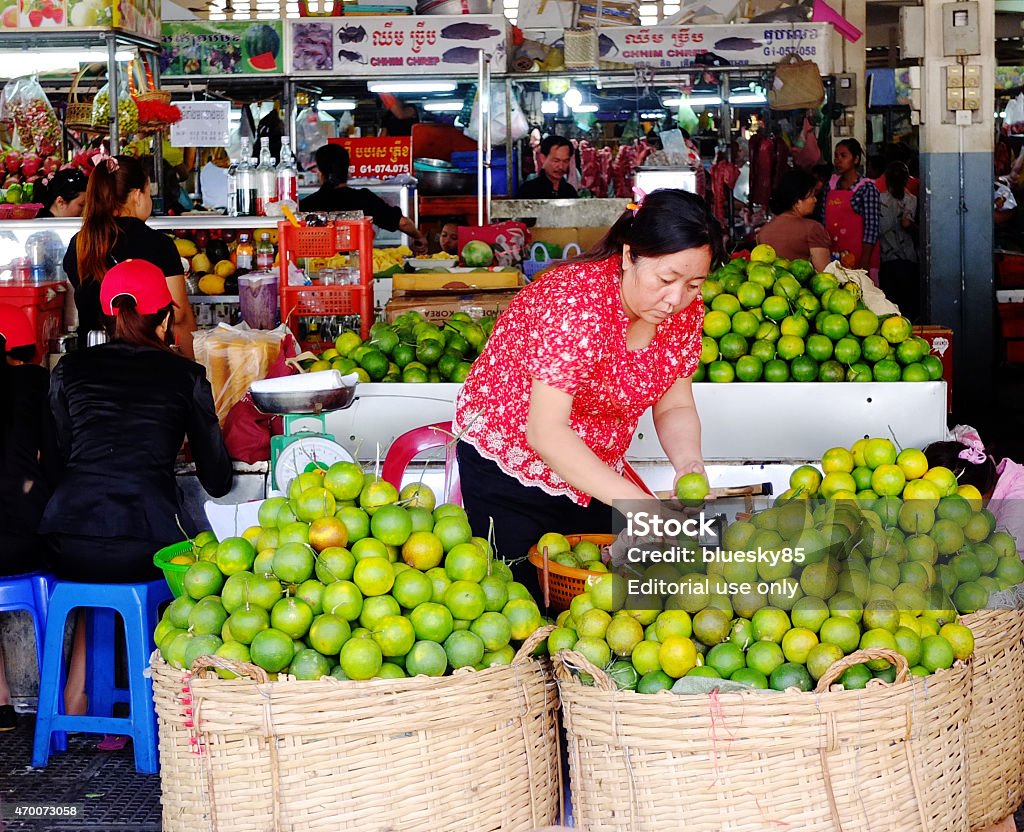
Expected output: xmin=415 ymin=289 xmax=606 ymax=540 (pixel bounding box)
xmin=962 ymin=608 xmax=1024 ymax=830
xmin=555 ymin=647 xmax=973 ymax=832
xmin=152 ymin=626 xmax=561 ymax=832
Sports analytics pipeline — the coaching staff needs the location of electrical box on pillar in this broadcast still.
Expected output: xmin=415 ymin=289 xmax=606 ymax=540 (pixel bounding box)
xmin=942 ymin=1 xmax=981 ymax=56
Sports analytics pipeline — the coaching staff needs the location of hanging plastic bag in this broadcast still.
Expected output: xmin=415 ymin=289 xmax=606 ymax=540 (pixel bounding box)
xmin=295 ymin=106 xmax=328 ymax=172
xmin=463 ymin=87 xmax=530 ymax=147
xmin=790 ymin=116 xmax=822 ymax=170
xmin=1004 ymin=93 xmax=1024 ymax=135
xmin=92 ymin=78 xmax=138 ymax=137
xmin=0 ymin=77 xmax=62 ymax=156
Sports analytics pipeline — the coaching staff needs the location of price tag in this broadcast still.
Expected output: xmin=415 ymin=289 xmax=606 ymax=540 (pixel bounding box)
xmin=170 ymin=102 xmax=231 ymax=148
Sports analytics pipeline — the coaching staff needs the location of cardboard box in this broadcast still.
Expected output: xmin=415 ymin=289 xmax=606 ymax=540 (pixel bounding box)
xmin=912 ymin=325 xmax=953 ymax=412
xmin=530 ymin=226 xmax=607 ymax=255
xmin=386 ymin=290 xmax=519 ymax=323
xmin=393 ymin=271 xmax=523 ymax=291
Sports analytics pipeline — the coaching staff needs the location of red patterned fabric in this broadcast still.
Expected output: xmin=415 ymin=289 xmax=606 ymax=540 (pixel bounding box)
xmin=453 ymin=256 xmax=703 ymax=506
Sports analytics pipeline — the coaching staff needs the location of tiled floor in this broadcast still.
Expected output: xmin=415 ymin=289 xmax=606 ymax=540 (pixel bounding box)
xmin=0 ymin=715 xmax=161 ymax=832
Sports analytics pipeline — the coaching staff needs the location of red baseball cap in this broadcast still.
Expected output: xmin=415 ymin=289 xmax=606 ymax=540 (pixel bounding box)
xmin=100 ymin=259 xmax=178 ymax=316
xmin=0 ymin=303 xmax=34 ymax=349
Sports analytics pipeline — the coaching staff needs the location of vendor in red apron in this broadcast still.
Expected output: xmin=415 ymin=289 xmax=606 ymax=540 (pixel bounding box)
xmin=817 ymin=139 xmax=881 ymax=283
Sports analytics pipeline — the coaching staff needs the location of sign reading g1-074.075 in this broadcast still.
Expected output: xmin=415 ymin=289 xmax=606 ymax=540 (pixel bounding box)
xmin=288 ymin=16 xmax=507 ymax=76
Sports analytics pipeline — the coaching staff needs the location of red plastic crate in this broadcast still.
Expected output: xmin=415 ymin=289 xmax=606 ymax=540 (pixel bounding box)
xmin=0 ymin=281 xmax=65 ymax=359
xmin=996 ymin=253 xmax=1024 ymax=288
xmin=1007 ymin=340 xmax=1024 ymax=364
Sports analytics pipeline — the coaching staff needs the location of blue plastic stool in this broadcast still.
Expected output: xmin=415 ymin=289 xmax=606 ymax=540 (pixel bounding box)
xmin=31 ymin=578 xmax=171 ymax=774
xmin=0 ymin=572 xmax=53 ymax=673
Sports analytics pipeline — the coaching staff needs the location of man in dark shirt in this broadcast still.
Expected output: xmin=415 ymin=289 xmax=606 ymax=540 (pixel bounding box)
xmin=300 ymin=144 xmax=428 ymax=253
xmin=518 ymin=135 xmax=578 ymax=200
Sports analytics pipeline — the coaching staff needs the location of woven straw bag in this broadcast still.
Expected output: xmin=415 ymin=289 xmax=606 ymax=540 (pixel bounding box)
xmin=961 ymin=609 xmax=1024 ymax=829
xmin=768 ymin=54 xmax=825 ymax=111
xmin=556 ymin=647 xmax=972 ymax=832
xmin=563 ymin=27 xmax=598 ymax=69
xmin=152 ymin=625 xmax=562 ymax=832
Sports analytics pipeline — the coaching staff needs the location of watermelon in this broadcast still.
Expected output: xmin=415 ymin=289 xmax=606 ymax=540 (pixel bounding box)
xmin=244 ymin=24 xmax=280 ymax=71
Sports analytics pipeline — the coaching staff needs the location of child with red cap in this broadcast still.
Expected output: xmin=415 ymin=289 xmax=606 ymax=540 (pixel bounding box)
xmin=0 ymin=304 xmax=58 ymax=731
xmin=39 ymin=259 xmax=233 ymax=720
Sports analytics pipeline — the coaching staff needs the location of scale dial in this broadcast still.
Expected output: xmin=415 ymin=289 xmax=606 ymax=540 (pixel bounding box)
xmin=273 ymin=435 xmax=353 ymax=492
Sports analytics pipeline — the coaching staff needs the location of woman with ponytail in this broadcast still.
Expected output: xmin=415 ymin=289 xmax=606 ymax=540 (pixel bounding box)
xmin=452 ymin=189 xmax=721 ymax=590
xmin=40 ymin=259 xmax=231 ymax=588
xmin=299 ymin=143 xmax=428 ymax=253
xmin=62 ymin=155 xmax=196 ymax=357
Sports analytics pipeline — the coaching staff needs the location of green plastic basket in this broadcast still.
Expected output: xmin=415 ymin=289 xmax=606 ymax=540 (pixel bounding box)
xmin=153 ymin=541 xmax=195 ymax=598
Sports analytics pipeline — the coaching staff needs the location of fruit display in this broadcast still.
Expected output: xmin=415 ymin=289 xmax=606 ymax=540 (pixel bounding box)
xmin=780 ymin=436 xmax=1024 ymax=616
xmin=0 ymin=77 xmax=61 ymax=156
xmin=534 ymin=533 xmax=610 ymax=573
xmin=695 ymin=244 xmax=939 ymax=383
xmin=304 ymin=313 xmax=493 ymax=383
xmin=542 ymin=445 xmax=1004 ymax=694
xmin=371 ymin=246 xmax=412 ymax=276
xmin=171 ymin=229 xmax=255 ymax=295
xmin=154 ymin=467 xmax=546 ymax=680
xmin=0 ymin=149 xmax=61 ymax=205
xmin=91 ymin=88 xmax=138 ymax=135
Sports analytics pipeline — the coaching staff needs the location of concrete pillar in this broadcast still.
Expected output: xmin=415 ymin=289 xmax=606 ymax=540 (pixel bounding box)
xmin=918 ymin=0 xmax=995 ymax=422
xmin=837 ymin=0 xmax=867 ymax=147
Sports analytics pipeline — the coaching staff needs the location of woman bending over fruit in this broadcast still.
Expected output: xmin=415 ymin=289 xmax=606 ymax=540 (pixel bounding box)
xmin=453 ymin=189 xmax=721 ymax=592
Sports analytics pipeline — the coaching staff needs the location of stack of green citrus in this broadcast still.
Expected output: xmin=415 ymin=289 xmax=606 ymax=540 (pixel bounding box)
xmin=154 ymin=468 xmax=544 ymax=681
xmin=534 ymin=533 xmax=610 ymax=572
xmin=781 ymin=436 xmax=1024 ymax=616
xmin=550 ymin=571 xmax=974 ymax=695
xmin=695 ymin=244 xmax=939 ymax=384
xmin=303 ymin=312 xmax=494 ymax=383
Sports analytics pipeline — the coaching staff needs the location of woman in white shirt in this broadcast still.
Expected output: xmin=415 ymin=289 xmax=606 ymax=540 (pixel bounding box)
xmin=878 ymin=162 xmax=919 ymax=321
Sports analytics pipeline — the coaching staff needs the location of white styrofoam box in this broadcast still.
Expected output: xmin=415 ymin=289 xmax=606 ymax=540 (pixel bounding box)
xmin=628 ymin=382 xmax=948 ymax=461
xmin=205 ymin=499 xmax=264 ymax=540
xmin=998 ymin=290 xmax=1024 ymax=303
xmin=326 ymin=381 xmax=947 ymax=465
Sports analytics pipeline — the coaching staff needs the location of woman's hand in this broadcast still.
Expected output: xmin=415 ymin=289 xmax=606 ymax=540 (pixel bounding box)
xmin=674 ymin=458 xmax=706 ymax=479
xmin=411 ymin=234 xmax=429 ymax=255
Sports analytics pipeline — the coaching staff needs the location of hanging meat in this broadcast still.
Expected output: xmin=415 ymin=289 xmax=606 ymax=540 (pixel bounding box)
xmin=578 ymin=140 xmax=599 ymax=195
xmin=596 ymin=146 xmax=612 ymax=198
xmin=709 ymin=151 xmax=740 ymax=228
xmin=611 ymin=144 xmax=638 ymax=198
xmin=747 ymin=130 xmax=774 ymax=209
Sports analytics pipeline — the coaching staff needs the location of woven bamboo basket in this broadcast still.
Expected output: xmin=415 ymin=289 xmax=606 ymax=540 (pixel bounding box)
xmin=152 ymin=626 xmax=562 ymax=832
xmin=66 ymin=64 xmax=105 ymax=133
xmin=555 ymin=647 xmax=973 ymax=832
xmin=962 ymin=608 xmax=1024 ymax=830
xmin=562 ymin=27 xmax=598 ymax=69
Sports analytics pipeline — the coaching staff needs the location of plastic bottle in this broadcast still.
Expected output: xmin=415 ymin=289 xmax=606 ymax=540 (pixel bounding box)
xmin=276 ymin=137 xmax=298 ymax=204
xmin=226 ymin=154 xmax=239 ymax=217
xmin=256 ymin=231 xmax=275 ymax=270
xmin=236 ymin=139 xmax=256 ymax=217
xmin=236 ymin=232 xmax=255 ymax=274
xmin=256 ymin=137 xmax=277 ymax=216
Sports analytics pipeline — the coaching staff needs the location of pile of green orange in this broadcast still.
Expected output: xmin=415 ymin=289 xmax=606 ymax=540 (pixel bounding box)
xmin=695 ymin=245 xmax=939 ymax=384
xmin=304 ymin=312 xmax=494 ymax=383
xmin=781 ymin=436 xmax=1024 ymax=616
xmin=154 ymin=468 xmax=544 ymax=681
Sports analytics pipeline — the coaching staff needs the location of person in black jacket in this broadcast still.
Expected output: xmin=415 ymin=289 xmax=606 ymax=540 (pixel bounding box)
xmin=40 ymin=259 xmax=233 ymax=717
xmin=0 ymin=304 xmax=57 ymax=731
xmin=300 ymin=144 xmax=428 ymax=254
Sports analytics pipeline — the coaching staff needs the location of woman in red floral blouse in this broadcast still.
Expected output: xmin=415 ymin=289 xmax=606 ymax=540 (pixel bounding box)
xmin=453 ymin=189 xmax=722 ymax=588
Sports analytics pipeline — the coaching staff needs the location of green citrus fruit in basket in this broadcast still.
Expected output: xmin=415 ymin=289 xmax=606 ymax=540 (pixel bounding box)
xmin=920 ymin=634 xmax=955 ymax=672
xmin=353 ymin=558 xmax=395 ymax=597
xmin=322 ymin=580 xmax=362 ymax=622
xmin=339 ymin=637 xmax=384 ymax=680
xmin=479 ymin=576 xmax=509 ymax=612
xmin=444 ymin=629 xmax=486 ymax=669
xmin=369 ymin=505 xmax=413 ymax=547
xmin=216 ymin=538 xmax=256 ymax=574
xmin=409 ymin=602 xmax=454 ymax=643
xmin=470 ymin=612 xmax=512 ymax=652
xmin=183 ymin=561 xmax=224 ymax=601
xmin=805 ymin=642 xmax=844 ymax=681
xmin=325 ymin=462 xmax=366 ymax=502
xmin=445 ymin=581 xmax=487 ymax=621
xmin=359 ymin=479 xmax=400 ymax=515
xmin=307 ymin=613 xmax=351 ymax=656
xmin=445 ymin=543 xmax=488 ymax=583
xmin=249 ymin=628 xmax=295 ymax=673
xmin=373 ymin=614 xmax=416 ymax=657
xmin=636 ymin=670 xmax=674 ymax=694
xmin=405 ymin=640 xmax=448 ymax=677
xmin=745 ymin=641 xmax=785 ymax=676
xmin=272 ymin=543 xmax=315 ymax=585
xmin=504 ymin=599 xmax=544 ymax=640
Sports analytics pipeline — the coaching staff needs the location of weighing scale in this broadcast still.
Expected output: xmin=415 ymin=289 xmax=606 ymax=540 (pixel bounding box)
xmin=249 ymin=371 xmax=358 ymax=494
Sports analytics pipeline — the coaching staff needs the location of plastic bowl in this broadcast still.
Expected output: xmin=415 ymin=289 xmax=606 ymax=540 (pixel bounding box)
xmin=11 ymin=203 xmax=41 ymax=220
xmin=405 ymin=257 xmax=458 ymax=270
xmin=154 ymin=540 xmax=195 ymax=598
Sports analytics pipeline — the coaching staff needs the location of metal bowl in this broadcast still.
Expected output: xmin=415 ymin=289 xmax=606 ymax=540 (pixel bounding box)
xmin=416 ymin=168 xmax=477 ymax=196
xmin=413 ymin=157 xmax=456 ymax=171
xmin=250 ymin=384 xmax=357 ymax=415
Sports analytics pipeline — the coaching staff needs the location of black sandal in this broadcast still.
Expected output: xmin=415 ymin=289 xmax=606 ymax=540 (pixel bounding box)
xmin=0 ymin=705 xmax=16 ymax=731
